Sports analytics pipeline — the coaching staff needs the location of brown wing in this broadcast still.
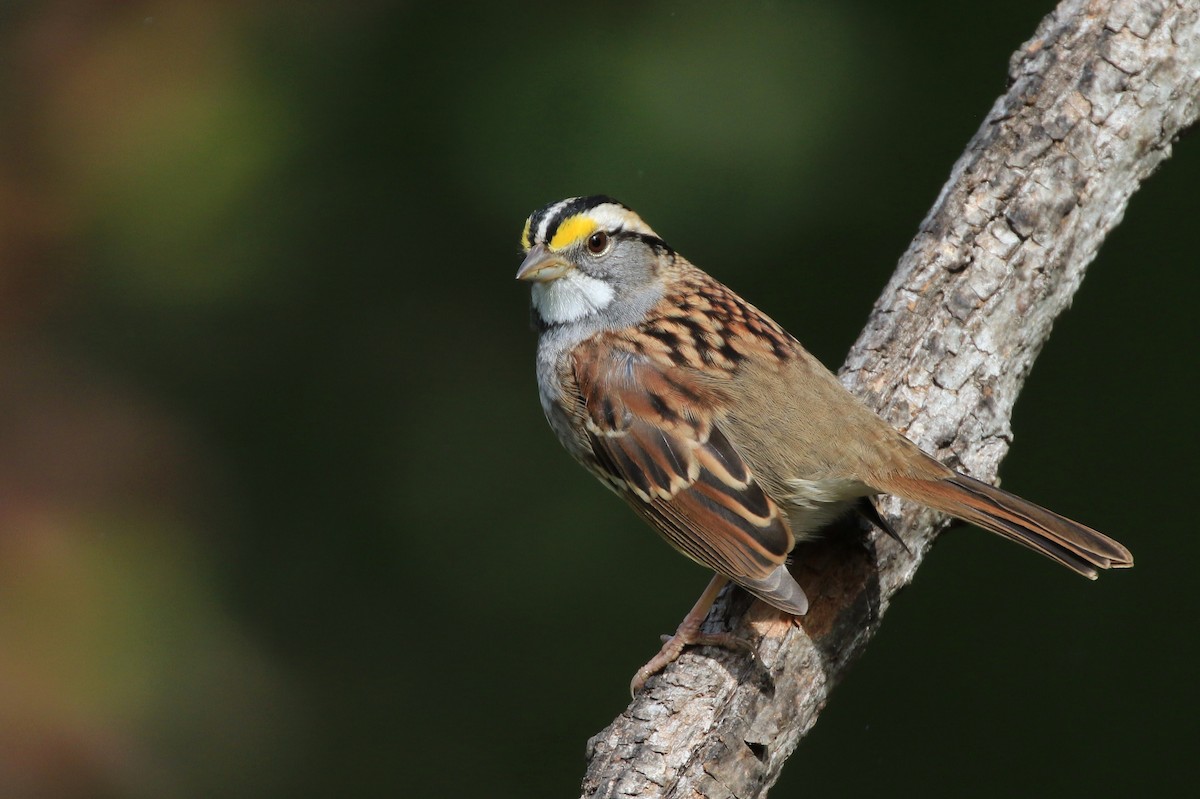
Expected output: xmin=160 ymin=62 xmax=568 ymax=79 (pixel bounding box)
xmin=573 ymin=340 xmax=808 ymax=614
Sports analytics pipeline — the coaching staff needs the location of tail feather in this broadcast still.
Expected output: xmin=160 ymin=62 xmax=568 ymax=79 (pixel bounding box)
xmin=884 ymin=472 xmax=1133 ymax=578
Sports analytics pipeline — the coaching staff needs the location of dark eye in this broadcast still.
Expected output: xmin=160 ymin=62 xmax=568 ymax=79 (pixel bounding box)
xmin=586 ymin=230 xmax=609 ymax=255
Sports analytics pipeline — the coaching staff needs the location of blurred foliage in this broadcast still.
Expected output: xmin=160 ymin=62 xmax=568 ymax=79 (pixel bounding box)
xmin=0 ymin=1 xmax=1195 ymax=797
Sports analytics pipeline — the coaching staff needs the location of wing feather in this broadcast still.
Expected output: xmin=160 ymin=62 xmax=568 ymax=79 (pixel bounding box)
xmin=573 ymin=340 xmax=805 ymax=612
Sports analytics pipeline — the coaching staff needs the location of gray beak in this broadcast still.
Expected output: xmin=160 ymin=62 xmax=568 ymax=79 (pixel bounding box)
xmin=516 ymin=244 xmax=571 ymax=282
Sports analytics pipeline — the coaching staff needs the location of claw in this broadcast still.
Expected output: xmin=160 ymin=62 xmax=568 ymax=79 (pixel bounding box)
xmin=630 ymin=575 xmax=757 ymax=695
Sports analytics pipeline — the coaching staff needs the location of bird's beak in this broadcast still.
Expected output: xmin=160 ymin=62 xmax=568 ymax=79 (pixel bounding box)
xmin=516 ymin=244 xmax=572 ymax=283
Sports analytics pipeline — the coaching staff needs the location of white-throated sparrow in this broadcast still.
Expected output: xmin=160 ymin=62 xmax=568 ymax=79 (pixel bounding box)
xmin=517 ymin=195 xmax=1133 ymax=694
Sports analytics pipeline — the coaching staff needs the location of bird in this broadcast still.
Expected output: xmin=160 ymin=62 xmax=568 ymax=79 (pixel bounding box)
xmin=515 ymin=194 xmax=1133 ymax=694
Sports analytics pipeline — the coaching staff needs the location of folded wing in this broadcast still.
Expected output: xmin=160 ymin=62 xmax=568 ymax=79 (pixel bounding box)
xmin=573 ymin=343 xmax=808 ymax=614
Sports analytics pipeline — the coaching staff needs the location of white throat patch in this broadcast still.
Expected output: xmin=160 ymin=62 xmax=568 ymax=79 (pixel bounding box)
xmin=531 ymin=270 xmax=615 ymax=325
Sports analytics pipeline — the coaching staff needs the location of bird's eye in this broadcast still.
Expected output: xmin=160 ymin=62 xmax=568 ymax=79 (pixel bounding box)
xmin=586 ymin=230 xmax=609 ymax=255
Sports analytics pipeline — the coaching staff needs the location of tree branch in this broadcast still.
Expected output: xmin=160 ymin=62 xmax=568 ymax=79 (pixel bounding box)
xmin=580 ymin=1 xmax=1200 ymax=796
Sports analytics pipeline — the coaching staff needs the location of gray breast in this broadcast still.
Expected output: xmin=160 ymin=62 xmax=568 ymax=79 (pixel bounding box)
xmin=535 ymin=325 xmax=593 ymax=464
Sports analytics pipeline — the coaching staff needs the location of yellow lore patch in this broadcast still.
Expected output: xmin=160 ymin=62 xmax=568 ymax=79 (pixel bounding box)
xmin=548 ymin=215 xmax=598 ymax=252
xmin=520 ymin=218 xmax=532 ymax=252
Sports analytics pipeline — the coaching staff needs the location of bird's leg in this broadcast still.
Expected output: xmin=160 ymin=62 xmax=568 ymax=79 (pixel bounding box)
xmin=630 ymin=575 xmax=754 ymax=695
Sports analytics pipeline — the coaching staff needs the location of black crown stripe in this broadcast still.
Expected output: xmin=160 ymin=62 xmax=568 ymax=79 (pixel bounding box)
xmin=535 ymin=194 xmax=624 ymax=246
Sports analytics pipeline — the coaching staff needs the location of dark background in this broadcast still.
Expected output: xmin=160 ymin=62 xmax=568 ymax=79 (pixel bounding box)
xmin=0 ymin=2 xmax=1194 ymax=797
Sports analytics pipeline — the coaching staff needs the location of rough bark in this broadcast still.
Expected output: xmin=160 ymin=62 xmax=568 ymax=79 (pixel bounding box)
xmin=581 ymin=1 xmax=1200 ymax=797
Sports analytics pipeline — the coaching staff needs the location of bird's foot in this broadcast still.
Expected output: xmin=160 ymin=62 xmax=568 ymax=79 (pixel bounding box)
xmin=629 ymin=625 xmax=753 ymax=695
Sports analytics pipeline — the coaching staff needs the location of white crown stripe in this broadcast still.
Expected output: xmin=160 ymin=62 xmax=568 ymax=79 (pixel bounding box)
xmin=529 ymin=198 xmax=660 ymax=249
xmin=535 ymin=198 xmax=573 ymax=245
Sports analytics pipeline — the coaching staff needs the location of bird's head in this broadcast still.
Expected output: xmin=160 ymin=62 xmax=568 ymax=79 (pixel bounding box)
xmin=516 ymin=195 xmax=673 ymax=328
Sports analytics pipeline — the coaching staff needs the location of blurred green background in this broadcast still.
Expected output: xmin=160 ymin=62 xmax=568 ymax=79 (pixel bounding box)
xmin=0 ymin=1 xmax=1195 ymax=797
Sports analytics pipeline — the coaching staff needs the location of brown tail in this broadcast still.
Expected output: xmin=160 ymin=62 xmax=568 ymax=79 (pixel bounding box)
xmin=885 ymin=472 xmax=1134 ymax=578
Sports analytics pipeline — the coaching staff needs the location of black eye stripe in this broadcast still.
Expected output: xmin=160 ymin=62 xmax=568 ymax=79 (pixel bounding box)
xmin=615 ymin=230 xmax=674 ymax=255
